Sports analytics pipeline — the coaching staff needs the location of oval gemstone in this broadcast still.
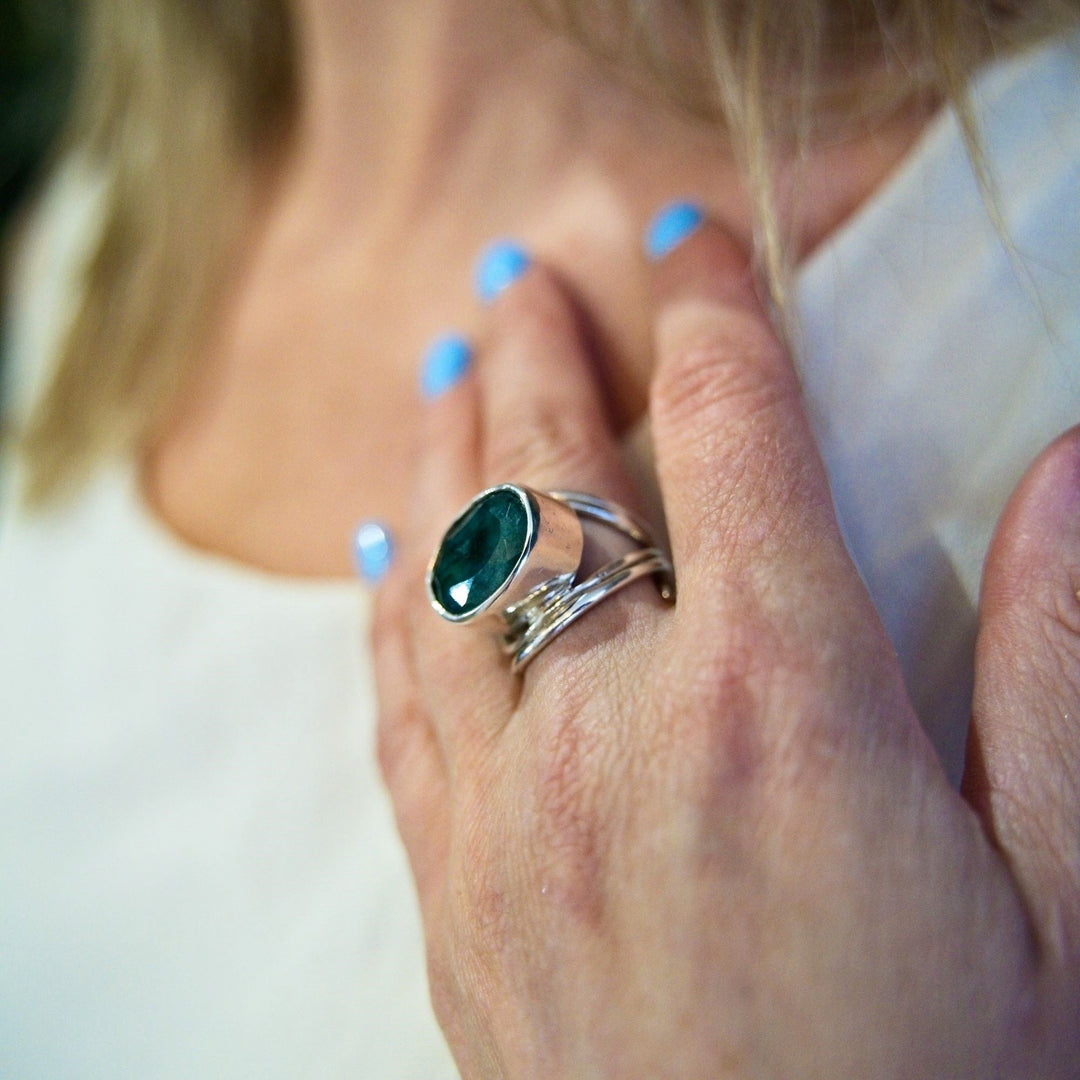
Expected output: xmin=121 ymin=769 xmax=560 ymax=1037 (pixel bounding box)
xmin=430 ymin=487 xmax=531 ymax=618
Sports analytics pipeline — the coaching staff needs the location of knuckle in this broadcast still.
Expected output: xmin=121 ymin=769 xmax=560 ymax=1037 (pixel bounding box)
xmin=484 ymin=396 xmax=602 ymax=485
xmin=660 ymin=613 xmax=841 ymax=813
xmin=662 ymin=648 xmax=770 ymax=795
xmin=651 ymin=308 xmax=794 ymax=438
xmin=651 ymin=311 xmax=825 ymax=569
xmin=492 ymin=264 xmax=575 ymax=347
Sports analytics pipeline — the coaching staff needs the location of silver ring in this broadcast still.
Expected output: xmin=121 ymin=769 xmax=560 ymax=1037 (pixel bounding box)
xmin=426 ymin=484 xmax=675 ymax=671
xmin=507 ymin=546 xmax=673 ymax=673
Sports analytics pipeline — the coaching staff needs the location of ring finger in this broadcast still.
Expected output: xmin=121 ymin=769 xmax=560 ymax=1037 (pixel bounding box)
xmin=408 ymin=251 xmax=664 ymax=756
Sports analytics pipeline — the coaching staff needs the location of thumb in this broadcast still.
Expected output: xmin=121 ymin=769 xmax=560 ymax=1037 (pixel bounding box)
xmin=964 ymin=424 xmax=1080 ymax=968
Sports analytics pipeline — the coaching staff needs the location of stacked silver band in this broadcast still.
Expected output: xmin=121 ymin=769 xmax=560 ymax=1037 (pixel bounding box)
xmin=426 ymin=484 xmax=675 ymax=674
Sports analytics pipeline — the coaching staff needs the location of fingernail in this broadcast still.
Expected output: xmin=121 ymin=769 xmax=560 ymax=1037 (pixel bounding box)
xmin=644 ymin=201 xmax=705 ymax=260
xmin=353 ymin=521 xmax=394 ymax=583
xmin=420 ymin=333 xmax=472 ymax=398
xmin=475 ymin=240 xmax=531 ymax=303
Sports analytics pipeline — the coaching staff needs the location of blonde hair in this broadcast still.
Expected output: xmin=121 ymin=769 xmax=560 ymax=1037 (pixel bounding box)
xmin=16 ymin=0 xmax=1080 ymax=503
xmin=17 ymin=0 xmax=295 ymax=503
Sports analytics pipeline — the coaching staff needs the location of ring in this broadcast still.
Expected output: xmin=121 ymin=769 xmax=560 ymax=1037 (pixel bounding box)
xmin=426 ymin=484 xmax=675 ymax=672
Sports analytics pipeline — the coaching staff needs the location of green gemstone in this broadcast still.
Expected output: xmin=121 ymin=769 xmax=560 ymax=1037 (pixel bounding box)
xmin=430 ymin=487 xmax=532 ymax=617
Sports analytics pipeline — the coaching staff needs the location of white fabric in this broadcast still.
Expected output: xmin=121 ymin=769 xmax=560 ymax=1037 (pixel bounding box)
xmin=1 ymin=189 xmax=455 ymax=1077
xmin=796 ymin=35 xmax=1080 ymax=778
xmin=2 ymin=35 xmax=1079 ymax=1079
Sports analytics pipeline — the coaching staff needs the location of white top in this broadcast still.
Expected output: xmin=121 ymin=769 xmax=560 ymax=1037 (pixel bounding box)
xmin=797 ymin=33 xmax=1080 ymax=776
xmin=2 ymin=36 xmax=1079 ymax=1079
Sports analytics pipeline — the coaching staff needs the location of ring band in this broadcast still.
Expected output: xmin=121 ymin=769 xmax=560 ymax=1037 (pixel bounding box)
xmin=506 ymin=546 xmax=673 ymax=673
xmin=426 ymin=484 xmax=675 ymax=671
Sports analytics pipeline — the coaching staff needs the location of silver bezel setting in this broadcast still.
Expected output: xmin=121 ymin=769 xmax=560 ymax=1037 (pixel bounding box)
xmin=426 ymin=484 xmax=582 ymax=625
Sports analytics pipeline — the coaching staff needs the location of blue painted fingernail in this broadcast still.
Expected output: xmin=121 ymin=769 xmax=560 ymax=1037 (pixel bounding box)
xmin=420 ymin=334 xmax=472 ymax=398
xmin=353 ymin=521 xmax=394 ymax=583
xmin=644 ymin=201 xmax=705 ymax=260
xmin=475 ymin=240 xmax=531 ymax=303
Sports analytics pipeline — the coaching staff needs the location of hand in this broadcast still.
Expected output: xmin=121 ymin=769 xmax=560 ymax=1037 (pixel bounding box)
xmin=371 ymin=217 xmax=1080 ymax=1078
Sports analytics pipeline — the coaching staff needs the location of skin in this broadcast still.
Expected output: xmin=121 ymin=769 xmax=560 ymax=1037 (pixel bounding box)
xmin=141 ymin=0 xmax=1080 ymax=1072
xmin=143 ymin=0 xmax=928 ymax=575
xmin=374 ymin=226 xmax=1080 ymax=1076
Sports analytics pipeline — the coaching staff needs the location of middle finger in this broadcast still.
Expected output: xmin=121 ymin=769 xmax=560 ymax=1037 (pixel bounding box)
xmin=408 ymin=251 xmax=666 ymax=760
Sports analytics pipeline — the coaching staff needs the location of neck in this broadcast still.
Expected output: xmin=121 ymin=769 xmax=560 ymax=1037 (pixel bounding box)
xmin=285 ymin=0 xmax=600 ymax=235
xmin=282 ymin=0 xmax=930 ymax=265
xmin=144 ymin=0 xmax=932 ymax=576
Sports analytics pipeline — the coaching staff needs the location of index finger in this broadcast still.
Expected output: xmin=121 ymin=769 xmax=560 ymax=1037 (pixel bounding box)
xmin=646 ymin=212 xmax=859 ymax=623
